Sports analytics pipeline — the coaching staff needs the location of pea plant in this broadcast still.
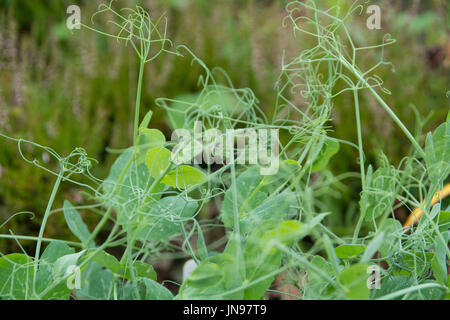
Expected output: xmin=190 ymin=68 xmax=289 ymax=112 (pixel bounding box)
xmin=0 ymin=0 xmax=448 ymax=300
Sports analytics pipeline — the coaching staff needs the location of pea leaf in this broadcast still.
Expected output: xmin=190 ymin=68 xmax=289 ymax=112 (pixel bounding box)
xmin=161 ymin=165 xmax=206 ymax=189
xmin=373 ymin=276 xmax=413 ymax=299
xmin=311 ymin=138 xmax=340 ymax=172
xmin=133 ymin=261 xmax=157 ymax=280
xmin=165 ymin=86 xmax=244 ymax=130
xmin=196 ymin=222 xmax=209 ymax=261
xmin=424 ymin=120 xmax=450 ymax=183
xmin=136 ymin=128 xmax=166 ymax=164
xmin=36 ymin=242 xmax=75 ymax=300
xmin=80 ymin=268 xmax=114 ymax=300
xmin=145 ymin=147 xmax=172 ymax=178
xmin=181 ymin=252 xmax=243 ymax=300
xmin=221 ymin=166 xmax=295 ymax=234
xmin=90 ymin=250 xmax=122 ymax=275
xmin=186 ymin=262 xmax=224 ymax=289
xmin=52 ymin=250 xmax=86 ymax=279
xmin=338 ymin=263 xmax=370 ymax=300
xmin=435 ymin=210 xmax=450 ymax=232
xmin=432 ymin=234 xmax=448 ymax=285
xmin=243 ymin=220 xmax=303 ymax=299
xmin=360 ymin=166 xmax=397 ymax=222
xmin=139 ymin=110 xmax=153 ymax=131
xmin=135 ymin=195 xmax=198 ymax=242
xmin=335 ymin=245 xmax=366 ymax=259
xmin=142 ymin=278 xmax=173 ymax=300
xmin=63 ymin=200 xmax=92 ymax=246
xmin=41 ymin=241 xmax=75 ymax=263
xmin=306 ymin=255 xmax=334 ymax=297
xmin=103 ymin=147 xmax=165 ymax=224
xmin=0 ymin=254 xmax=33 ymax=299
xmin=379 ymin=218 xmax=402 ymax=258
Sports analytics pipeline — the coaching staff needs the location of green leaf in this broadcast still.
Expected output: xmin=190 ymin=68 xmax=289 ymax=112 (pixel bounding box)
xmin=243 ymin=220 xmax=303 ymax=299
xmin=142 ymin=278 xmax=173 ymax=300
xmin=221 ymin=166 xmax=295 ymax=234
xmin=432 ymin=234 xmax=448 ymax=285
xmin=63 ymin=201 xmax=92 ymax=246
xmin=306 ymin=255 xmax=334 ymax=298
xmin=424 ymin=120 xmax=450 ymax=183
xmin=90 ymin=250 xmax=122 ymax=275
xmin=186 ymin=262 xmax=223 ymax=289
xmin=82 ymin=268 xmax=115 ymax=300
xmin=259 ymin=160 xmax=301 ymax=193
xmin=135 ymin=195 xmax=198 ymax=242
xmin=407 ymin=280 xmax=446 ymax=300
xmin=161 ymin=165 xmax=206 ymax=189
xmin=36 ymin=266 xmax=72 ymax=300
xmin=379 ymin=218 xmax=402 ymax=258
xmin=374 ymin=276 xmax=413 ymax=299
xmin=335 ymin=245 xmax=366 ymax=259
xmin=338 ymin=263 xmax=370 ymax=300
xmin=392 ymin=251 xmax=434 ymax=277
xmin=0 ymin=254 xmax=33 ymax=299
xmin=52 ymin=250 xmax=86 ymax=278
xmin=222 ymin=233 xmax=245 ymax=294
xmin=263 ymin=220 xmax=304 ymax=246
xmin=145 ymin=147 xmax=172 ymax=178
xmin=88 ymin=249 xmax=156 ymax=281
xmin=136 ymin=128 xmax=166 ymax=164
xmin=181 ymin=252 xmax=243 ymax=300
xmin=35 ymin=242 xmax=75 ymax=300
xmin=311 ymin=138 xmax=340 ymax=172
xmin=139 ymin=110 xmax=153 ymax=131
xmin=360 ymin=166 xmax=397 ymax=222
xmin=322 ymin=234 xmax=340 ymax=276
xmin=196 ymin=222 xmax=209 ymax=261
xmin=41 ymin=241 xmax=75 ymax=263
xmin=103 ymin=147 xmax=165 ymax=224
xmin=165 ymin=86 xmax=244 ymax=130
xmin=435 ymin=210 xmax=450 ymax=232
xmin=133 ymin=261 xmax=157 ymax=280
xmin=431 ymin=256 xmax=447 ymax=285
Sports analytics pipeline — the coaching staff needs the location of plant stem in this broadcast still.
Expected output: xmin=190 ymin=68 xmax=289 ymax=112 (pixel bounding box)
xmin=353 ymin=89 xmax=365 ymax=186
xmin=33 ymin=170 xmax=63 ymax=294
xmin=352 ymin=89 xmax=365 ymax=244
xmin=352 ymin=215 xmax=364 ymax=244
xmin=133 ymin=59 xmax=145 ymax=145
xmin=344 ymin=61 xmax=425 ymax=159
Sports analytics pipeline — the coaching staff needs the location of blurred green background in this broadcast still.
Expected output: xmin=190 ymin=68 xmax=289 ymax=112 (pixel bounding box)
xmin=0 ymin=0 xmax=449 ymax=253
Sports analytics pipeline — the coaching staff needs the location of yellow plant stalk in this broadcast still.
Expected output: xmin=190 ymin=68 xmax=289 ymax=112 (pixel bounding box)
xmin=404 ymin=183 xmax=450 ymax=228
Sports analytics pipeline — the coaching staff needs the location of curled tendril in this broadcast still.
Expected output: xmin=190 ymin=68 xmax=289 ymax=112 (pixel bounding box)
xmin=83 ymin=0 xmax=180 ymax=63
xmin=0 ymin=211 xmax=35 ymax=230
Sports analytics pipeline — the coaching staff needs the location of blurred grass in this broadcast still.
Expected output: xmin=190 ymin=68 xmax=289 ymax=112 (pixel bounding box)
xmin=0 ymin=0 xmax=449 ymax=251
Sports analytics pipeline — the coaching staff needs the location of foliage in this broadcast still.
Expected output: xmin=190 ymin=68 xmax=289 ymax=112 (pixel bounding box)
xmin=0 ymin=0 xmax=449 ymax=300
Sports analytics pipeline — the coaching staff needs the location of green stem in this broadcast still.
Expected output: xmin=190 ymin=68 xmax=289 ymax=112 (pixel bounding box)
xmin=133 ymin=59 xmax=145 ymax=145
xmin=344 ymin=61 xmax=425 ymax=159
xmin=352 ymin=89 xmax=365 ymax=244
xmin=352 ymin=215 xmax=364 ymax=244
xmin=33 ymin=170 xmax=63 ymax=294
xmin=86 ymin=58 xmax=145 ymax=247
xmin=353 ymin=89 xmax=365 ymax=186
xmin=0 ymin=235 xmax=82 ymax=247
